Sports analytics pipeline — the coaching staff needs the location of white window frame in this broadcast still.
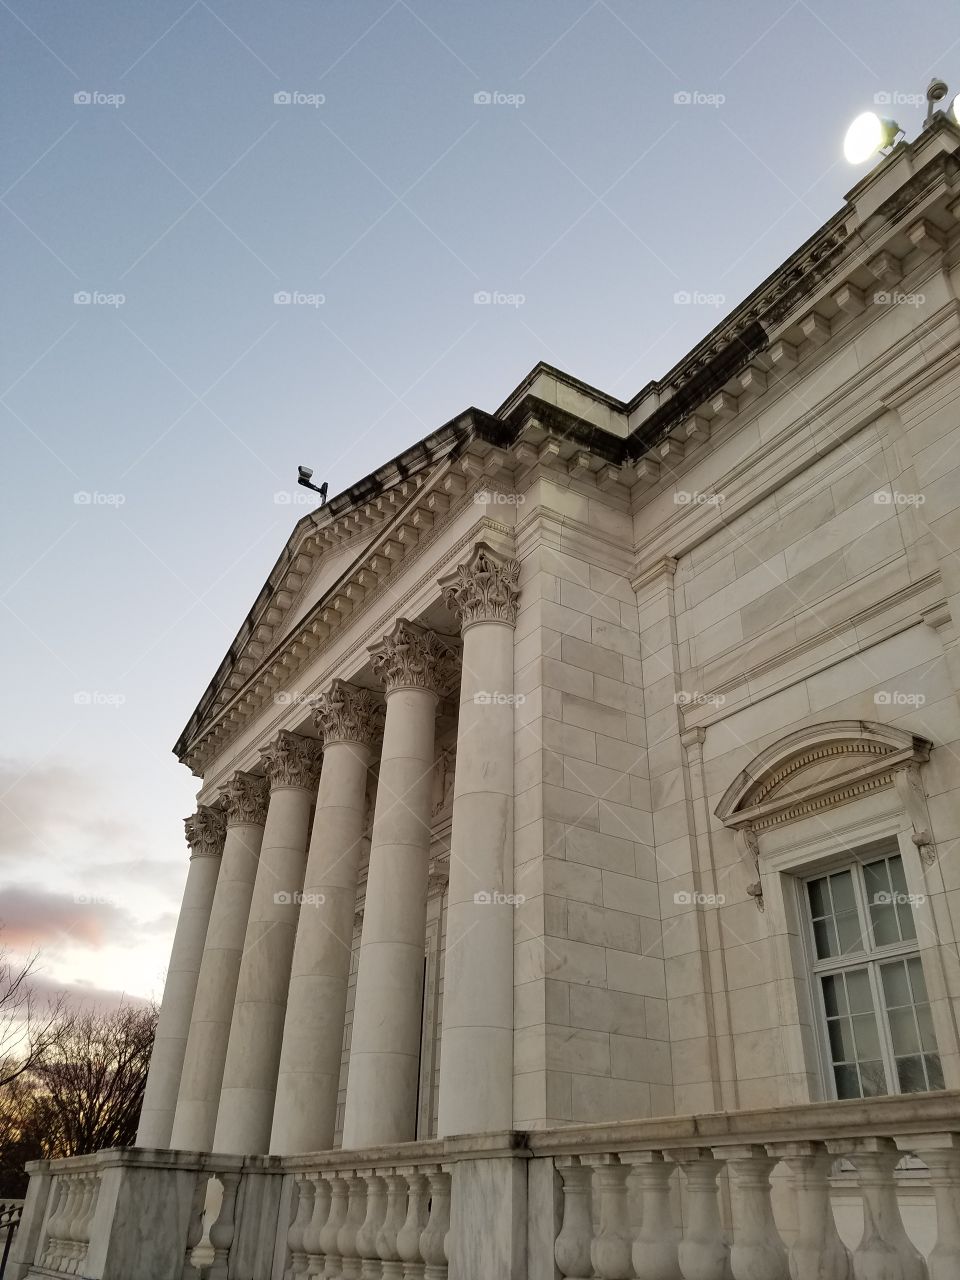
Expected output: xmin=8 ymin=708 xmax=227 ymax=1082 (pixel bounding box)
xmin=799 ymin=845 xmax=939 ymax=1100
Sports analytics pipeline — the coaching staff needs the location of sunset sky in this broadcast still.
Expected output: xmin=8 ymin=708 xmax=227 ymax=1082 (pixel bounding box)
xmin=3 ymin=0 xmax=955 ymax=1009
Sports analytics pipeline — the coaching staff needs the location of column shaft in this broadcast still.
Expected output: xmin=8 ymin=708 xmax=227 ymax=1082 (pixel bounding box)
xmin=213 ymin=732 xmax=321 ymax=1154
xmin=341 ymin=620 xmax=451 ymax=1149
xmin=170 ymin=772 xmax=268 ymax=1152
xmin=271 ymin=683 xmax=378 ymax=1155
xmin=137 ymin=806 xmax=224 ymax=1147
xmin=437 ymin=620 xmax=516 ymax=1135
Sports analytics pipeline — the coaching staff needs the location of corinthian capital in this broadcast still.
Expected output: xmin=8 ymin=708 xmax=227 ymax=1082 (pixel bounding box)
xmin=369 ymin=619 xmax=457 ymax=696
xmin=440 ymin=542 xmax=521 ymax=631
xmin=184 ymin=805 xmax=226 ymax=859
xmin=220 ymin=770 xmax=270 ymax=827
xmin=314 ymin=680 xmax=382 ymax=748
xmin=260 ymin=730 xmax=323 ymax=791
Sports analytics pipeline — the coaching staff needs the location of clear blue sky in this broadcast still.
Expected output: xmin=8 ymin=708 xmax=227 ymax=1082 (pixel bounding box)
xmin=2 ymin=0 xmax=955 ymax=1004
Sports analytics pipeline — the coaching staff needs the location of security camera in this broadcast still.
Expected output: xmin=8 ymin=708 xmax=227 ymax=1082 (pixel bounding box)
xmin=298 ymin=465 xmax=314 ymax=483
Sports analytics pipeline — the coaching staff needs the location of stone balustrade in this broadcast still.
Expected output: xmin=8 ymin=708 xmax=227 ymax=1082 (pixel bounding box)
xmin=8 ymin=1094 xmax=960 ymax=1280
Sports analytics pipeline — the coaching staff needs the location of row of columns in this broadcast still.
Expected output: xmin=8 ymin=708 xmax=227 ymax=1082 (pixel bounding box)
xmin=137 ymin=542 xmax=521 ymax=1155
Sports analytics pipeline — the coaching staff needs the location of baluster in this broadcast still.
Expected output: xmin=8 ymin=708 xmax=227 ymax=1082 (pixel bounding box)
xmin=208 ymin=1171 xmax=241 ymax=1280
xmin=304 ymin=1175 xmax=332 ymax=1279
xmin=338 ymin=1172 xmax=368 ymax=1280
xmin=902 ymin=1134 xmax=960 ymax=1280
xmin=554 ymin=1157 xmax=593 ymax=1280
xmin=420 ymin=1165 xmax=451 ymax=1280
xmin=668 ymin=1149 xmax=732 ymax=1280
xmin=288 ymin=1175 xmax=316 ymax=1279
xmin=624 ymin=1149 xmax=682 ymax=1280
xmin=767 ymin=1141 xmax=850 ymax=1280
xmin=716 ymin=1146 xmax=788 ymax=1280
xmin=65 ymin=1174 xmax=87 ymax=1274
xmin=827 ymin=1138 xmax=925 ymax=1280
xmin=396 ymin=1168 xmax=430 ymax=1280
xmin=181 ymin=1173 xmax=210 ymax=1280
xmin=320 ymin=1173 xmax=349 ymax=1279
xmin=54 ymin=1177 xmax=81 ymax=1272
xmin=41 ymin=1178 xmax=68 ymax=1267
xmin=356 ymin=1171 xmax=387 ymax=1279
xmin=377 ymin=1169 xmax=410 ymax=1280
xmin=588 ymin=1155 xmax=633 ymax=1280
xmin=75 ymin=1172 xmax=100 ymax=1274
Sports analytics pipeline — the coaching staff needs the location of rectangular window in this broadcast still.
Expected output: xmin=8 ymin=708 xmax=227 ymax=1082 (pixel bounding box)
xmin=803 ymin=851 xmax=943 ymax=1100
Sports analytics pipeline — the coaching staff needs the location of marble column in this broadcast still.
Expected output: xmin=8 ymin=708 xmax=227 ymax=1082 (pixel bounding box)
xmin=136 ymin=805 xmax=225 ymax=1147
xmin=341 ymin=619 xmax=454 ymax=1149
xmin=436 ymin=543 xmax=520 ymax=1137
xmin=170 ymin=771 xmax=269 ymax=1152
xmin=212 ymin=730 xmax=322 ymax=1154
xmin=270 ymin=682 xmax=380 ymax=1155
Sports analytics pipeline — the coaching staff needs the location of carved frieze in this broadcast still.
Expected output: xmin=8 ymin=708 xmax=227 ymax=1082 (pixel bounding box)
xmin=184 ymin=804 xmax=227 ymax=859
xmin=260 ymin=730 xmax=323 ymax=791
xmin=440 ymin=542 xmax=521 ymax=631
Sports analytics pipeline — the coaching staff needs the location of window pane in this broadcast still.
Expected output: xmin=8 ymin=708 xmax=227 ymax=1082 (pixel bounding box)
xmin=896 ymin=901 xmax=917 ymax=942
xmin=889 ymin=856 xmax=909 ymax=896
xmin=852 ymin=1013 xmax=881 ymax=1060
xmin=836 ymin=911 xmax=864 ymax=954
xmin=830 ymin=870 xmax=856 ymax=913
xmin=828 ymin=1017 xmax=855 ymax=1063
xmin=881 ymin=962 xmax=911 ymax=1008
xmin=896 ymin=1055 xmax=928 ymax=1093
xmin=834 ymin=1063 xmax=861 ymax=1099
xmin=925 ymin=1055 xmax=945 ymax=1090
xmin=814 ymin=918 xmax=836 ymax=960
xmin=907 ymin=956 xmax=930 ymax=1002
xmin=887 ymin=1006 xmax=920 ymax=1055
xmin=822 ymin=974 xmax=845 ymax=1017
xmin=863 ymin=859 xmax=889 ymax=905
xmin=872 ymin=904 xmax=899 ymax=947
xmin=917 ymin=1005 xmax=937 ymax=1053
xmin=845 ymin=969 xmax=873 ymax=1014
xmin=808 ymin=877 xmax=828 ymax=919
xmin=860 ymin=1060 xmax=886 ymax=1097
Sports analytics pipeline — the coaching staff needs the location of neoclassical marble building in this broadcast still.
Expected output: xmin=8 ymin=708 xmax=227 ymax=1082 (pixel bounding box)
xmin=13 ymin=115 xmax=960 ymax=1280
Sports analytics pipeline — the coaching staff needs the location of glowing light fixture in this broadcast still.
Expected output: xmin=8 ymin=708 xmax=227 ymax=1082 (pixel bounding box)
xmin=843 ymin=111 xmax=901 ymax=164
